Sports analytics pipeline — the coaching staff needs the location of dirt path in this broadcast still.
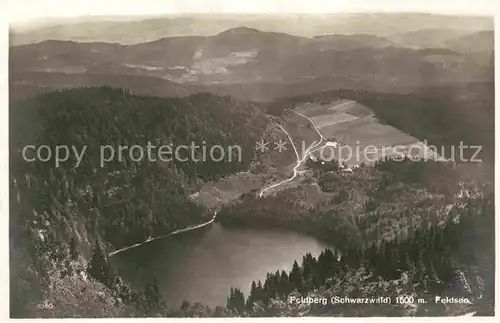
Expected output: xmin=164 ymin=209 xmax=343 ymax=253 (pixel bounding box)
xmin=109 ymin=212 xmax=217 ymax=256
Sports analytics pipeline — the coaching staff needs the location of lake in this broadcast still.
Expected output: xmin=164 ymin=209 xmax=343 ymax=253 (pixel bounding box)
xmin=110 ymin=222 xmax=329 ymax=307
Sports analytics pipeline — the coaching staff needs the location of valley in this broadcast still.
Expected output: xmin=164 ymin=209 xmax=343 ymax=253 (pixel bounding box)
xmin=8 ymin=12 xmax=495 ymax=319
xmin=193 ymin=98 xmax=447 ymax=205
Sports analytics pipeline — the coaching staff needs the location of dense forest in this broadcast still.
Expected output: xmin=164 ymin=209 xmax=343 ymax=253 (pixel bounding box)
xmin=224 ymin=193 xmax=494 ymax=316
xmin=217 ymin=156 xmax=494 ymax=316
xmin=76 ymin=179 xmax=494 ymax=317
xmin=9 ymin=85 xmax=494 ymax=317
xmin=9 ymin=87 xmax=269 ymax=317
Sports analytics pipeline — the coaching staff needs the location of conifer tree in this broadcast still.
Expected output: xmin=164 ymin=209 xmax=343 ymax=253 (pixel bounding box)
xmin=87 ymin=242 xmax=114 ymax=286
xmin=289 ymin=260 xmax=303 ymax=292
xmin=143 ymin=278 xmax=164 ymax=315
xmin=69 ymin=237 xmax=78 ymax=261
xmin=226 ymin=287 xmax=245 ymax=314
xmin=246 ymin=281 xmax=258 ymax=310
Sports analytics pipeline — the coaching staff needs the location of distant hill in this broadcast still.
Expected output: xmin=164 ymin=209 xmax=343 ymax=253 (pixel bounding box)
xmin=313 ymin=34 xmax=394 ymax=49
xmin=10 ymin=13 xmax=492 ymax=45
xmin=387 ymin=29 xmax=494 ymax=53
xmin=386 ymin=28 xmax=469 ymax=49
xmin=445 ymin=30 xmax=494 ymax=53
xmin=9 ymin=72 xmax=202 ymax=101
xmin=10 ymin=26 xmax=493 ymax=100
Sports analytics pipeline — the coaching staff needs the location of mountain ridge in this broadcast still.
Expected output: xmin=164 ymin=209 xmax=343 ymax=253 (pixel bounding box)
xmin=10 ymin=13 xmax=493 ymax=46
xmin=10 ymin=26 xmax=493 ymax=99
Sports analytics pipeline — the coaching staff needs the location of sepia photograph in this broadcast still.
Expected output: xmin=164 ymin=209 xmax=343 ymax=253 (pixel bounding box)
xmin=6 ymin=0 xmax=496 ymax=318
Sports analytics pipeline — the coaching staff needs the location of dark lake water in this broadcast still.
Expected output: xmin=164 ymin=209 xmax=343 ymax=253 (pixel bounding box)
xmin=110 ymin=223 xmax=329 ymax=307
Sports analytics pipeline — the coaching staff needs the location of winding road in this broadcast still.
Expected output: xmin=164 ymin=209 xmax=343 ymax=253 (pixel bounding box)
xmin=259 ymin=111 xmax=329 ymax=198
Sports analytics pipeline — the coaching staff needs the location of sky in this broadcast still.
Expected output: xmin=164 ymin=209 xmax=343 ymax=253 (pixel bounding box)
xmin=9 ymin=0 xmax=495 ymax=23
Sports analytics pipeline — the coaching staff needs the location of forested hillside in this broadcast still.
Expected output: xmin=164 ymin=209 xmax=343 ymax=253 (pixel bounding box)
xmin=224 ymin=194 xmax=494 ymax=316
xmin=219 ymin=157 xmax=491 ymax=245
xmin=218 ymin=158 xmax=494 ymax=316
xmin=9 ymin=87 xmax=269 ymax=317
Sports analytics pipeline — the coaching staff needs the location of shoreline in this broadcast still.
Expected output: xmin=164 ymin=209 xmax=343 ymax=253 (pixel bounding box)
xmin=109 ymin=211 xmax=217 ymax=257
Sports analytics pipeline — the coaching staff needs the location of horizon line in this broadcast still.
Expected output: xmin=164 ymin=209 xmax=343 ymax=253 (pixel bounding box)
xmin=10 ymin=11 xmax=494 ymax=27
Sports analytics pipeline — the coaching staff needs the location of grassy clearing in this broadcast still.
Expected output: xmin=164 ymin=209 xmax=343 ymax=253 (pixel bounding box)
xmin=298 ymin=101 xmax=442 ymax=166
xmin=310 ymin=112 xmax=360 ymax=128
